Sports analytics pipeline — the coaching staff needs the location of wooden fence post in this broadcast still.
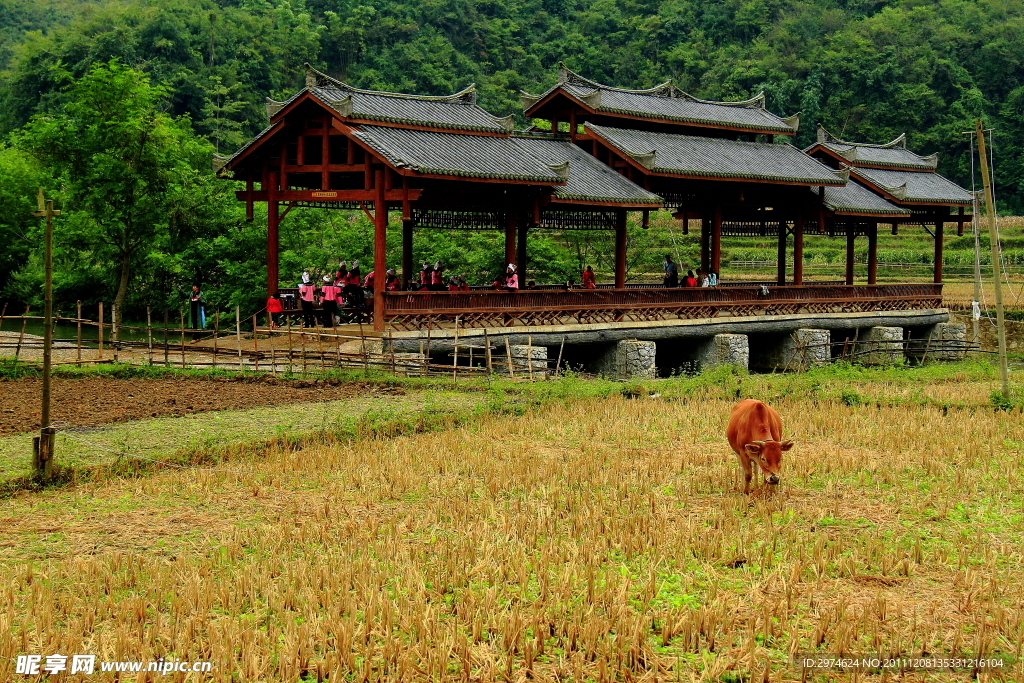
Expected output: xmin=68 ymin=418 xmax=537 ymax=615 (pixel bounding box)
xmin=146 ymin=307 xmax=153 ymax=366
xmin=484 ymin=329 xmax=493 ymax=374
xmin=97 ymin=302 xmax=104 ymax=361
xmin=235 ymin=306 xmax=242 ymax=371
xmin=76 ymin=301 xmax=82 ymax=363
xmin=15 ymin=305 xmax=29 ymax=361
xmin=504 ymin=336 xmax=515 ymax=377
xmin=163 ymin=310 xmax=170 ymax=367
xmin=252 ymin=314 xmax=260 ymax=373
xmin=112 ymin=303 xmax=119 ymax=362
xmin=453 ymin=317 xmax=459 ymax=381
xmin=526 ymin=335 xmax=534 ymax=379
xmin=286 ymin=314 xmax=294 ymax=375
xmin=180 ymin=311 xmax=186 ymax=368
xmin=555 ymin=336 xmax=566 ymax=376
xmin=212 ymin=310 xmax=219 ymax=370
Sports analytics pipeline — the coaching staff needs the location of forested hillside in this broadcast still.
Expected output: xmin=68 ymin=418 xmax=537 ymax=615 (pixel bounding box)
xmin=1 ymin=0 xmax=1022 ymax=317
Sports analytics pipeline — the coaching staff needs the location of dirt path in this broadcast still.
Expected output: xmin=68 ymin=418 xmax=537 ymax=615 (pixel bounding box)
xmin=0 ymin=376 xmax=404 ymax=435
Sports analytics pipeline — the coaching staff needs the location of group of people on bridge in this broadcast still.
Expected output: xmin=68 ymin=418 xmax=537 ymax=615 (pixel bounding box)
xmin=662 ymin=255 xmax=719 ymax=289
xmin=260 ymin=253 xmax=724 ymax=328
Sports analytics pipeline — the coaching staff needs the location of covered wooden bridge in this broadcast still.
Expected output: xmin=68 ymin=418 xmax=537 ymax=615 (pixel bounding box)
xmin=215 ymin=64 xmax=970 ymax=333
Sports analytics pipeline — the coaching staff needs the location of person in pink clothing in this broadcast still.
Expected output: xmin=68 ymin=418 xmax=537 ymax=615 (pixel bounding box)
xmin=504 ymin=264 xmax=519 ymax=291
xmin=319 ymin=275 xmax=340 ymax=326
xmin=297 ymin=275 xmax=316 ymax=328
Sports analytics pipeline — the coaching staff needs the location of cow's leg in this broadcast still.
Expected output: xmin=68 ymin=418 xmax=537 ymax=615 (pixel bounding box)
xmin=736 ymin=452 xmax=753 ymax=494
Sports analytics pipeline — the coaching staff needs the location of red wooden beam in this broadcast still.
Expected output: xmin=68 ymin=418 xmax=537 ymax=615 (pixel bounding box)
xmin=235 ymin=189 xmax=423 ymax=202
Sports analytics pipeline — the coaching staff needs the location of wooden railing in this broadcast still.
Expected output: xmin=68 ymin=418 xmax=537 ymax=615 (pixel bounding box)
xmin=383 ymin=284 xmax=945 ymax=329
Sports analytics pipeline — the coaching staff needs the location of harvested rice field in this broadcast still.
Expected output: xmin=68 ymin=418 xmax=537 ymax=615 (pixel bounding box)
xmin=1 ymin=364 xmax=1023 ymax=681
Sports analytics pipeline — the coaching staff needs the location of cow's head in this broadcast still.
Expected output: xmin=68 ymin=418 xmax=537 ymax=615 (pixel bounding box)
xmin=744 ymin=439 xmax=794 ymax=485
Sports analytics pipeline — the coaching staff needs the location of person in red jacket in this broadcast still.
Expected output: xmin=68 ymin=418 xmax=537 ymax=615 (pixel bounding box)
xmin=457 ymin=275 xmax=470 ymax=291
xmin=385 ymin=269 xmax=400 ymax=291
xmin=582 ymin=265 xmax=597 ymax=289
xmin=266 ymin=291 xmax=284 ymax=328
xmin=447 ymin=277 xmax=460 ymax=291
xmin=683 ymin=270 xmax=698 ymax=287
xmin=346 ymin=261 xmax=361 ymax=287
xmin=431 ymin=261 xmax=445 ymax=291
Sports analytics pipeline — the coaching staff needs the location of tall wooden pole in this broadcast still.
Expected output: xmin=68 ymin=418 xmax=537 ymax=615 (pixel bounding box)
xmin=845 ymin=227 xmax=856 ymax=285
xmin=401 ymin=219 xmax=413 ymax=290
xmin=711 ymin=202 xmax=722 ymax=277
xmin=373 ymin=169 xmax=387 ymax=332
xmin=793 ymin=207 xmax=804 ymax=286
xmin=933 ymin=217 xmax=944 ymax=284
xmin=776 ymin=222 xmax=787 ymax=286
xmin=976 ymin=121 xmax=1010 ymax=400
xmin=971 ymin=192 xmax=982 ymax=348
xmin=32 ymin=189 xmax=59 ymax=479
xmin=867 ymin=223 xmax=878 ymax=285
xmin=504 ymin=212 xmax=517 ymax=267
xmin=267 ymin=171 xmax=280 ymax=296
xmin=614 ymin=210 xmax=627 ymax=288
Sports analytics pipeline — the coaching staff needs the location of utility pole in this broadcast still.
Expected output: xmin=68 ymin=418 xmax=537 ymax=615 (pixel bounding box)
xmin=975 ymin=121 xmax=1010 ymax=400
xmin=32 ymin=189 xmax=60 ymax=479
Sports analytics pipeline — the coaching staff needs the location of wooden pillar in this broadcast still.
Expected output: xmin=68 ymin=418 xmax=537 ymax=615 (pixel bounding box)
xmin=615 ymin=210 xmax=627 ymax=288
xmin=267 ymin=171 xmax=279 ymax=295
xmin=776 ymin=222 xmax=787 ymax=286
xmin=504 ymin=212 xmax=516 ymax=267
xmin=401 ymin=220 xmax=413 ymax=290
xmin=373 ymin=169 xmax=387 ymax=332
xmin=321 ymin=126 xmax=330 ymax=190
xmin=700 ymin=216 xmax=711 ymax=273
xmin=868 ymin=222 xmax=878 ymax=285
xmin=933 ymin=218 xmax=944 ymax=284
xmin=711 ymin=202 xmax=722 ymax=276
xmin=845 ymin=226 xmax=856 ymax=285
xmin=957 ymin=206 xmax=965 ymax=236
xmin=793 ymin=207 xmax=804 ymax=286
xmin=891 ymin=221 xmax=899 ymax=235
xmin=517 ymin=219 xmax=529 ymax=278
xmin=817 ymin=189 xmax=825 ymax=235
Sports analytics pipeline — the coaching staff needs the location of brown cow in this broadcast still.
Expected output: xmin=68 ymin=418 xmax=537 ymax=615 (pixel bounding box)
xmin=726 ymin=399 xmax=794 ymax=494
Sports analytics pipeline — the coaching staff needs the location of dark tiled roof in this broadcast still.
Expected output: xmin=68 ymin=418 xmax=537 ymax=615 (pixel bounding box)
xmin=851 ymin=167 xmax=974 ymax=205
xmin=510 ymin=134 xmax=662 ymax=205
xmin=522 ymin=64 xmax=799 ymax=134
xmin=264 ymin=65 xmax=514 ymax=134
xmin=810 ymin=125 xmax=937 ymax=170
xmin=587 ymin=124 xmax=845 ymax=185
xmin=811 ymin=182 xmax=910 ymax=216
xmin=351 ymin=126 xmax=566 ymax=182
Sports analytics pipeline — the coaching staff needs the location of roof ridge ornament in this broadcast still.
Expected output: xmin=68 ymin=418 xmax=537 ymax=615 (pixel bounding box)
xmin=520 ymin=91 xmax=541 ymax=110
xmin=212 ymin=154 xmax=230 ymax=173
xmin=303 ymin=62 xmax=480 ymax=104
xmin=818 ymin=123 xmax=914 ymax=151
xmin=629 ymin=150 xmax=657 ymax=170
xmin=579 ymin=89 xmax=602 ymax=108
xmin=690 ymin=91 xmax=766 ymax=109
xmin=555 ymin=62 xmax=683 ymax=98
xmin=547 ymin=160 xmax=570 ymax=178
xmin=781 ymin=112 xmax=800 ymax=131
xmin=266 ymin=97 xmax=287 ymax=120
xmin=494 ymin=113 xmax=516 ymax=132
xmin=832 ymin=167 xmax=851 ymax=183
xmin=324 ymin=93 xmax=353 ymax=117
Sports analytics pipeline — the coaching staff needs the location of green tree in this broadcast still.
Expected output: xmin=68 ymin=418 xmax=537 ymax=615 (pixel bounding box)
xmin=16 ymin=60 xmax=215 ymax=325
xmin=0 ymin=145 xmax=52 ymax=297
